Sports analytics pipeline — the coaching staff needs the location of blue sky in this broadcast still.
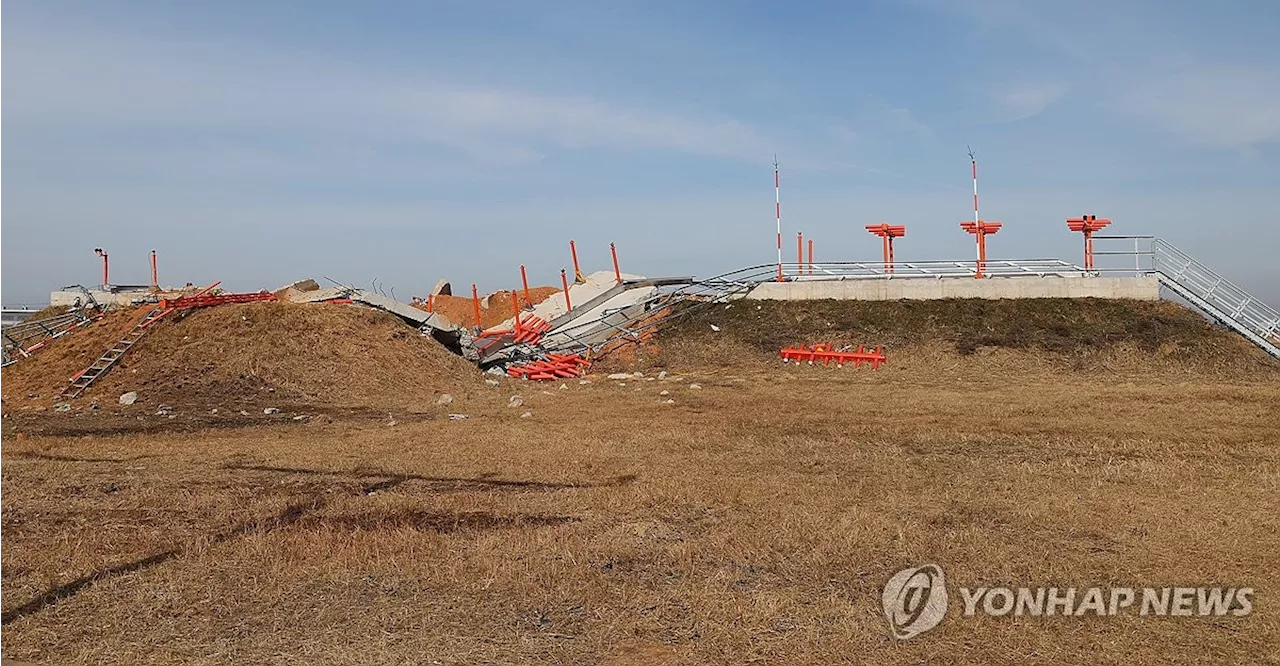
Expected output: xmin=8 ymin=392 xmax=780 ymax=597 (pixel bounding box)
xmin=4 ymin=0 xmax=1278 ymax=304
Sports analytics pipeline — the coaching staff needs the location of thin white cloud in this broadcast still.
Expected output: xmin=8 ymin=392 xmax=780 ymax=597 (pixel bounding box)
xmin=997 ymin=83 xmax=1067 ymax=122
xmin=1115 ymin=66 xmax=1280 ymax=148
xmin=2 ymin=26 xmax=771 ymax=165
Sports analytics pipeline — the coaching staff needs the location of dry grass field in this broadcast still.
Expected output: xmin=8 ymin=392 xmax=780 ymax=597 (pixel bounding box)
xmin=3 ymin=300 xmax=1279 ymax=664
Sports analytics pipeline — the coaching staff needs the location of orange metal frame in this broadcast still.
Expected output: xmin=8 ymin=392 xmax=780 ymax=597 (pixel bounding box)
xmin=780 ymin=344 xmax=886 ymax=369
xmin=1066 ymin=215 xmax=1112 ymax=270
xmin=959 ymin=220 xmax=1002 ymax=278
xmin=865 ymin=224 xmax=906 ymax=274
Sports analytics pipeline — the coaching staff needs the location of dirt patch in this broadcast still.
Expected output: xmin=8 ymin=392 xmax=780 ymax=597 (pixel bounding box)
xmin=22 ymin=304 xmax=73 ymax=321
xmin=1 ymin=306 xmax=159 ymax=402
xmin=96 ymin=301 xmax=480 ymax=408
xmin=298 ymin=510 xmax=578 ymax=533
xmin=424 ymin=286 xmax=560 ymax=329
xmin=2 ymin=301 xmax=479 ymax=411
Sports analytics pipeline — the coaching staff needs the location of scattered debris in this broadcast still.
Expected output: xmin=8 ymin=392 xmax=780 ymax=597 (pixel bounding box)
xmin=689 ymin=384 xmax=702 ymax=390
xmin=659 ymin=390 xmax=670 ymax=396
xmin=607 ymin=373 xmax=631 ymax=380
xmin=781 ymin=344 xmax=887 ymax=369
xmin=119 ymin=391 xmax=138 ymax=405
xmin=520 ymin=411 xmax=533 ymax=419
xmin=657 ymin=371 xmax=668 ymax=380
xmin=54 ymin=402 xmax=72 ymax=412
xmin=448 ymin=413 xmax=469 ymax=420
xmin=485 ymin=379 xmax=501 ymax=387
xmin=508 ymin=396 xmax=524 ymax=408
xmin=437 ymin=394 xmax=455 ymax=405
xmin=710 ymin=324 xmax=721 ymax=332
xmin=264 ymin=407 xmax=281 ymax=415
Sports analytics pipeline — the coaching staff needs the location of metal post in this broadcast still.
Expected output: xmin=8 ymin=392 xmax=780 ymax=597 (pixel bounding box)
xmin=610 ymin=242 xmax=621 ymax=284
xmin=570 ymin=240 xmax=583 ymax=283
xmin=94 ymin=248 xmax=109 ymax=289
xmin=471 ymin=284 xmax=481 ymax=328
xmin=427 ymin=293 xmax=434 ymax=313
xmin=774 ymin=157 xmax=783 ymax=282
xmin=511 ymin=291 xmax=522 ymax=335
xmin=520 ymin=265 xmax=531 ymax=307
xmin=150 ymin=250 xmax=158 ymax=289
xmin=807 ymin=239 xmax=814 ymax=275
xmin=797 ymin=232 xmax=803 ymax=276
xmin=560 ymin=269 xmax=572 ymax=311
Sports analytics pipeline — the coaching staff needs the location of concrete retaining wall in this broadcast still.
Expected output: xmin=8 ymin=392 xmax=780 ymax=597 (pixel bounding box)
xmin=744 ymin=276 xmax=1160 ymax=301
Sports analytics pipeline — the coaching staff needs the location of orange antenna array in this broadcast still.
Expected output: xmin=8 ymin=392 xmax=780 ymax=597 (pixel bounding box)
xmin=1066 ymin=215 xmax=1112 ymax=270
xmin=960 ymin=220 xmax=1002 ymax=278
xmin=865 ymin=224 xmax=906 ymax=274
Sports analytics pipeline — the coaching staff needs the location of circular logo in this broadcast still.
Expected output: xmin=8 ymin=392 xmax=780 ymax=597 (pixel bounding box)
xmin=882 ymin=564 xmax=948 ymax=639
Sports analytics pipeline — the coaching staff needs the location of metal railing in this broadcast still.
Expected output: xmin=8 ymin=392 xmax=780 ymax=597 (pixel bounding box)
xmin=1093 ymin=235 xmax=1279 ymax=358
xmin=699 ymin=259 xmax=1086 ymax=286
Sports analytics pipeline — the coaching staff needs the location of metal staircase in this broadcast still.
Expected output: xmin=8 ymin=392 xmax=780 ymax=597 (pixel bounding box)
xmin=1148 ymin=239 xmax=1280 ymax=359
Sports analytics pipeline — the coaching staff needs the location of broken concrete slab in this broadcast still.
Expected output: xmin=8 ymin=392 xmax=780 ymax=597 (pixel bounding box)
xmin=349 ymin=289 xmax=460 ymax=332
xmin=431 ymin=279 xmax=452 ymax=296
xmin=274 ymin=278 xmax=320 ymax=297
xmin=289 ymin=287 xmax=350 ymax=303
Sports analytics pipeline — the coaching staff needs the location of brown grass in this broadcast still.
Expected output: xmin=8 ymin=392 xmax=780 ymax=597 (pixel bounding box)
xmin=657 ymin=298 xmax=1280 ymax=377
xmin=22 ymin=304 xmax=73 ymax=321
xmin=1 ymin=305 xmax=158 ymax=402
xmin=2 ymin=302 xmax=479 ymax=411
xmin=3 ymin=353 xmax=1278 ymax=664
xmin=3 ymin=298 xmax=1279 ymax=664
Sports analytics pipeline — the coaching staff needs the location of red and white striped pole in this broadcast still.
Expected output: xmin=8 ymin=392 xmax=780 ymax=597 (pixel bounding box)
xmin=774 ymin=156 xmax=783 ymax=282
xmin=968 ymin=146 xmax=981 ymax=262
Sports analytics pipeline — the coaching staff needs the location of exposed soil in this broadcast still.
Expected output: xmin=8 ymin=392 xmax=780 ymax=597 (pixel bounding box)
xmin=656 ymin=298 xmax=1279 ymax=374
xmin=423 ymin=286 xmax=561 ymax=329
xmin=1 ymin=302 xmax=480 ymax=412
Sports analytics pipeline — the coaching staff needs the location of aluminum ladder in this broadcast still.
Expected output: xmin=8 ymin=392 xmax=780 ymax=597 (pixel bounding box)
xmin=59 ymin=306 xmax=172 ymax=399
xmin=1151 ymin=239 xmax=1280 ymax=359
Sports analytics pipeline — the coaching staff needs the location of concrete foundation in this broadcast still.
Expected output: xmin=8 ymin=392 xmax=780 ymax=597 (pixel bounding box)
xmin=744 ymin=275 xmax=1160 ymax=301
xmin=50 ymin=288 xmax=158 ymax=308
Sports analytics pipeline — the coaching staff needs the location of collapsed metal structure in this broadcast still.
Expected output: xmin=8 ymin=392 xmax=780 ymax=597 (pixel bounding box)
xmin=4 ymin=226 xmax=1276 ymax=397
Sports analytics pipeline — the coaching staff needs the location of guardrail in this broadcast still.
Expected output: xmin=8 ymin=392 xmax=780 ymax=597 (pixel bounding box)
xmin=699 ymin=259 xmax=1087 ymax=285
xmin=1092 ymin=235 xmax=1278 ymax=358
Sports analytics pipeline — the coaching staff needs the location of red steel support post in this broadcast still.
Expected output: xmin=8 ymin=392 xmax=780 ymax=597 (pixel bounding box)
xmin=94 ymin=248 xmax=109 ymax=288
xmin=511 ymin=290 xmax=522 ymax=335
xmin=570 ymin=240 xmax=583 ymax=283
xmin=610 ymin=242 xmax=621 ymax=284
xmin=560 ymin=269 xmax=572 ymax=311
xmin=150 ymin=250 xmax=158 ymax=289
xmin=471 ymin=284 xmax=481 ymax=328
xmin=959 ymin=221 xmax=1002 ymax=278
xmin=1066 ymin=215 xmax=1112 ymax=270
xmin=520 ymin=265 xmax=531 ymax=307
xmin=865 ymin=224 xmax=906 ymax=275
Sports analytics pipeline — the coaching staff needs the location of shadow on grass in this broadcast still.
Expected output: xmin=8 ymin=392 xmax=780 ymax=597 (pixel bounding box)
xmin=224 ymin=463 xmax=637 ymax=493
